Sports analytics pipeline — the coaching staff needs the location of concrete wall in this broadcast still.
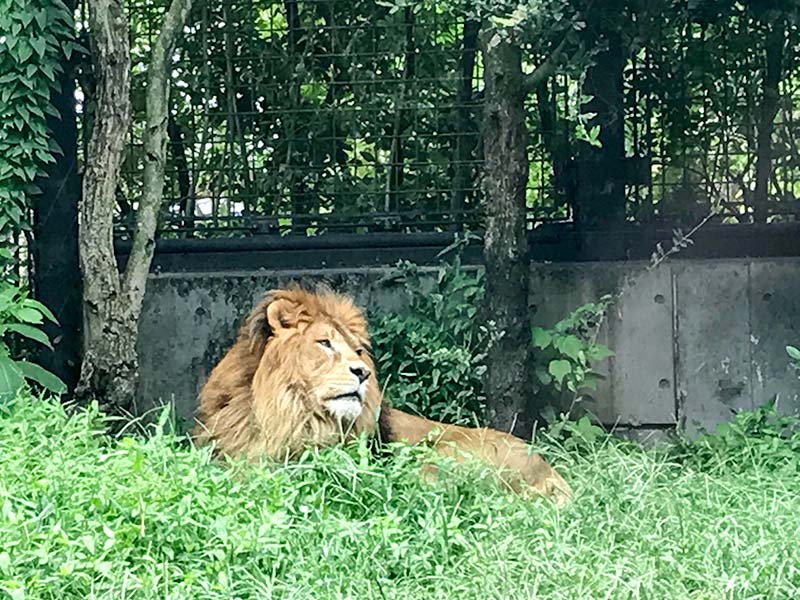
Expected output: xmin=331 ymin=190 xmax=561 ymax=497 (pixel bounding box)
xmin=137 ymin=258 xmax=800 ymax=434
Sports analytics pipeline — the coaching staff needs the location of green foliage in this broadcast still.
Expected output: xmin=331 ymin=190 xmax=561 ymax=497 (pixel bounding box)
xmin=673 ymin=400 xmax=800 ymax=475
xmin=3 ymin=394 xmax=800 ymax=598
xmin=0 ymin=280 xmax=65 ymax=400
xmin=102 ymin=0 xmax=800 ymax=231
xmin=531 ymin=295 xmax=614 ymax=395
xmin=0 ymin=0 xmax=70 ymax=402
xmin=787 ymin=344 xmax=800 ymax=375
xmin=0 ymin=0 xmax=76 ymax=239
xmin=370 ymin=251 xmax=488 ymax=425
xmin=543 ymin=412 xmax=609 ymax=453
xmin=370 ymin=248 xmax=615 ymax=424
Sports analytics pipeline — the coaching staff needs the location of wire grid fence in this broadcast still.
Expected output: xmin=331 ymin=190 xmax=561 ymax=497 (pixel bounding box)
xmin=110 ymin=0 xmax=800 ymax=239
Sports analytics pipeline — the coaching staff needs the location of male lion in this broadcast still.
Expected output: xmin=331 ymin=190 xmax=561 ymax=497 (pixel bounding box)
xmin=193 ymin=287 xmax=572 ymax=506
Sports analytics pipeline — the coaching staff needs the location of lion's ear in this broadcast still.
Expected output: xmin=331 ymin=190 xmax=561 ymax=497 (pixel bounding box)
xmin=265 ymin=297 xmax=303 ymax=332
xmin=241 ymin=292 xmax=293 ymax=353
xmin=242 ymin=291 xmax=310 ymax=354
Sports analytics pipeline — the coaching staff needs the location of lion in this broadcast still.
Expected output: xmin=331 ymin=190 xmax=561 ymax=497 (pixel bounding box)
xmin=193 ymin=287 xmax=572 ymax=506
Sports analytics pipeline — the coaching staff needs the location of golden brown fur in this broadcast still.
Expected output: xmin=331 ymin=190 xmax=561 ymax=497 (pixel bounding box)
xmin=194 ymin=287 xmax=572 ymax=506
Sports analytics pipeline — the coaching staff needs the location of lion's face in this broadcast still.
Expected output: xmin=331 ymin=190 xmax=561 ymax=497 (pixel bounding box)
xmin=262 ymin=315 xmax=373 ymax=423
xmin=208 ymin=288 xmax=386 ymax=458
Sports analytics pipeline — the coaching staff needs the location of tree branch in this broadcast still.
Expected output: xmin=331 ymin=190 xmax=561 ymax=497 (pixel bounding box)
xmin=122 ymin=0 xmax=194 ymax=305
xmin=522 ymin=37 xmax=569 ymax=95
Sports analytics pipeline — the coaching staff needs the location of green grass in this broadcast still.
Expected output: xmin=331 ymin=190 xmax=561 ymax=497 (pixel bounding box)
xmin=1 ymin=395 xmax=799 ymax=599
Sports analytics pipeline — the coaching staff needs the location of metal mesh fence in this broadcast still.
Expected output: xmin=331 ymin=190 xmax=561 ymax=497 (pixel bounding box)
xmin=105 ymin=0 xmax=800 ymax=238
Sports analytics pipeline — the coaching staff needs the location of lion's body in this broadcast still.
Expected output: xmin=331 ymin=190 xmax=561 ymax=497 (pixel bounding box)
xmin=194 ymin=287 xmax=571 ymax=505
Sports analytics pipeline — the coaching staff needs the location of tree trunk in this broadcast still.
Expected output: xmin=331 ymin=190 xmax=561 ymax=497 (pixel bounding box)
xmin=481 ymin=31 xmax=534 ymax=438
xmin=77 ymin=0 xmax=193 ymax=415
xmin=32 ymin=0 xmax=82 ymax=395
xmin=573 ymin=10 xmax=627 ymax=230
xmin=535 ymin=81 xmax=576 ymax=213
xmin=752 ymin=21 xmax=784 ymax=224
xmin=77 ymin=0 xmax=132 ymax=411
xmin=385 ymin=7 xmax=416 ymax=216
xmin=167 ymin=114 xmax=192 ymax=225
xmin=450 ymin=19 xmax=480 ymax=229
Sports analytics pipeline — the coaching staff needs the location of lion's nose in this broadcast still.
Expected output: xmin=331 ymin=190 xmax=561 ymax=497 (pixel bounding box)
xmin=350 ymin=363 xmax=370 ymax=383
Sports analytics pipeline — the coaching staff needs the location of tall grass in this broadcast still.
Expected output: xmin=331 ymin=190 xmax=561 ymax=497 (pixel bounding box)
xmin=1 ymin=395 xmax=799 ymax=599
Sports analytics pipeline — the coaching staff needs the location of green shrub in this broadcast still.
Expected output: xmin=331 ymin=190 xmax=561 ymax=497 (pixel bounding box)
xmin=0 ymin=279 xmax=65 ymax=400
xmin=370 ymin=251 xmax=488 ymax=425
xmin=0 ymin=0 xmax=76 ymax=238
xmin=0 ymin=0 xmax=74 ymax=403
xmin=531 ymin=295 xmax=614 ymax=396
xmin=670 ymin=400 xmax=800 ymax=475
xmin=369 ymin=246 xmax=614 ymax=426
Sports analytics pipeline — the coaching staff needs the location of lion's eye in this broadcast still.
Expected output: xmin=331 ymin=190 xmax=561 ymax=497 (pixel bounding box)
xmin=317 ymin=339 xmax=333 ymax=350
xmin=355 ymin=348 xmax=364 ymax=356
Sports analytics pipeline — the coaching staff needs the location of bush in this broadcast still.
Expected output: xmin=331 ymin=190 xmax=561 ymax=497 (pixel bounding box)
xmin=669 ymin=400 xmax=800 ymax=475
xmin=369 ymin=246 xmax=614 ymax=426
xmin=370 ymin=252 xmax=488 ymax=425
xmin=0 ymin=279 xmax=65 ymax=401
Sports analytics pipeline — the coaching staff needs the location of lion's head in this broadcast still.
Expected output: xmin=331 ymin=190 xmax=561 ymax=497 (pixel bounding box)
xmin=194 ymin=287 xmax=382 ymax=460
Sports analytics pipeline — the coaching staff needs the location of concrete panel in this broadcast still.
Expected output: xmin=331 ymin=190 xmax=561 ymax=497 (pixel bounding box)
xmin=749 ymin=260 xmax=800 ymax=417
xmin=673 ymin=261 xmax=753 ymax=435
xmin=610 ymin=265 xmax=676 ymax=425
xmin=530 ymin=262 xmax=675 ymax=425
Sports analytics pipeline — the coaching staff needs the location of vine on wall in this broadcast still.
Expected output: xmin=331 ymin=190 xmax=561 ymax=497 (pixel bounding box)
xmin=0 ymin=0 xmax=76 ymax=241
xmin=0 ymin=0 xmax=75 ymax=398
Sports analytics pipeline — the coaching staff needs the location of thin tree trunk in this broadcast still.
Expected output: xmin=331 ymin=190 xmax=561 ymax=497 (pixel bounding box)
xmin=223 ymin=3 xmax=254 ymax=215
xmin=753 ymin=21 xmax=784 ymax=224
xmin=283 ymin=0 xmax=309 ymax=227
xmin=573 ymin=7 xmax=627 ymax=230
xmin=450 ymin=19 xmax=480 ymax=229
xmin=535 ymin=82 xmax=576 ymax=212
xmin=32 ymin=0 xmax=82 ymax=395
xmin=481 ymin=31 xmax=533 ymax=438
xmin=385 ymin=7 xmax=415 ymax=216
xmin=77 ymin=0 xmax=193 ymax=414
xmin=168 ymin=114 xmax=191 ymax=221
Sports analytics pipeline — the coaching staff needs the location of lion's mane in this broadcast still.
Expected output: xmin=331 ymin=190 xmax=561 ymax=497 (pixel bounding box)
xmin=194 ymin=287 xmax=382 ymax=460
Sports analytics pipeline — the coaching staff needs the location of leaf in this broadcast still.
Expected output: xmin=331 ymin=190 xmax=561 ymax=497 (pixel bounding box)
xmin=786 ymin=345 xmax=800 ymax=361
xmin=554 ymin=335 xmax=584 ymax=360
xmin=30 ymin=37 xmax=46 ymax=58
xmin=548 ymin=359 xmax=572 ymax=385
xmin=587 ymin=344 xmax=615 ymax=361
xmin=35 ymin=9 xmax=48 ymax=29
xmin=531 ymin=327 xmax=552 ymax=349
xmin=23 ymin=298 xmax=57 ymax=323
xmin=12 ymin=306 xmax=44 ymax=324
xmin=17 ymin=361 xmax=66 ymax=394
xmin=5 ymin=324 xmax=52 ymax=348
xmin=0 ymin=356 xmax=24 ymax=402
xmin=17 ymin=41 xmax=33 ymax=63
